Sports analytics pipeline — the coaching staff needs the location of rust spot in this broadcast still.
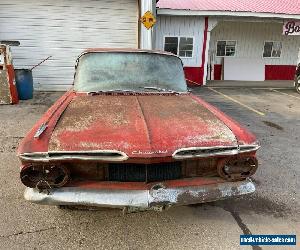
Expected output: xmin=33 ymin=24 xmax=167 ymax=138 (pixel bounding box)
xmin=176 ymin=189 xmax=223 ymax=205
xmin=49 ymin=94 xmax=237 ymax=155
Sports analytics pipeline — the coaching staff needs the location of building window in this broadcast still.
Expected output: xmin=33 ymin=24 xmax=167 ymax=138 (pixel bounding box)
xmin=263 ymin=41 xmax=282 ymax=58
xmin=164 ymin=37 xmax=178 ymax=55
xmin=164 ymin=36 xmax=194 ymax=58
xmin=216 ymin=40 xmax=237 ymax=57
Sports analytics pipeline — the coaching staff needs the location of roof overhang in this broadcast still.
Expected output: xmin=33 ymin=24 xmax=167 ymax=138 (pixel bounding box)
xmin=157 ymin=8 xmax=300 ymax=20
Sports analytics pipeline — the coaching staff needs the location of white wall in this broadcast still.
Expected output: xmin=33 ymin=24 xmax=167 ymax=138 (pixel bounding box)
xmin=0 ymin=0 xmax=138 ymax=90
xmin=154 ymin=15 xmax=300 ymax=81
xmin=155 ymin=15 xmax=205 ymax=67
xmin=223 ymin=57 xmax=265 ymax=81
xmin=209 ymin=21 xmax=300 ymax=66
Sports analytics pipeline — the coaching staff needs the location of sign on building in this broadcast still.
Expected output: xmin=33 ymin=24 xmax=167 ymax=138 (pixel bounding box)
xmin=283 ymin=21 xmax=300 ymax=35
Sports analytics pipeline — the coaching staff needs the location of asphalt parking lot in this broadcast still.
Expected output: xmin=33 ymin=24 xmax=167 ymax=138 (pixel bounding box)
xmin=0 ymin=87 xmax=299 ymax=250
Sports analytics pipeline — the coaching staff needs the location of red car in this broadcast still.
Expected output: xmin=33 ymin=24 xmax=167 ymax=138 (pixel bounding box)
xmin=18 ymin=49 xmax=259 ymax=212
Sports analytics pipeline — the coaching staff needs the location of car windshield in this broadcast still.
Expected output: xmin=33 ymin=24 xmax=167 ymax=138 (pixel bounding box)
xmin=74 ymin=52 xmax=187 ymax=93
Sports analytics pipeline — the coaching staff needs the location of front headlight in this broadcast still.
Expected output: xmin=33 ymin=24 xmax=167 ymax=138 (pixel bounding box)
xmin=217 ymin=157 xmax=258 ymax=181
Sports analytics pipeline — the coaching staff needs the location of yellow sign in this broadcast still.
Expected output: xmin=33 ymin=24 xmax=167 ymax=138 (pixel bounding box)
xmin=140 ymin=11 xmax=156 ymax=30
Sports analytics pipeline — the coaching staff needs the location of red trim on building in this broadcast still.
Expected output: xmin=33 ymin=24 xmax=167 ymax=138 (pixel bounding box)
xmin=201 ymin=17 xmax=209 ymax=68
xmin=185 ymin=17 xmax=209 ymax=87
xmin=212 ymin=65 xmax=295 ymax=81
xmin=265 ymin=65 xmax=296 ymax=80
xmin=184 ymin=67 xmax=203 ymax=85
xmin=214 ymin=64 xmax=222 ymax=80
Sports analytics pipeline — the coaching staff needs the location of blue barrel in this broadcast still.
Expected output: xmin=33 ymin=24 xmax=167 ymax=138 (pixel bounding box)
xmin=15 ymin=69 xmax=34 ymax=100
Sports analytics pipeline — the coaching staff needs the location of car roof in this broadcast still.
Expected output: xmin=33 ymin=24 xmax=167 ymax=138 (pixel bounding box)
xmin=78 ymin=48 xmax=180 ymax=60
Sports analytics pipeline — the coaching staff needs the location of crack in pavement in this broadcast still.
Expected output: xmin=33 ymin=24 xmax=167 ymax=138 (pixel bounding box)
xmin=0 ymin=220 xmax=90 ymax=239
xmin=0 ymin=226 xmax=57 ymax=239
xmin=223 ymin=207 xmax=263 ymax=250
xmin=229 ymin=210 xmax=262 ymax=250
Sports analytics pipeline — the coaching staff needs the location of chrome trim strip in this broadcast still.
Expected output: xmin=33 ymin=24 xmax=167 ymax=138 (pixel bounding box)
xmin=239 ymin=145 xmax=261 ymax=153
xmin=24 ymin=179 xmax=255 ymax=209
xmin=172 ymin=145 xmax=260 ymax=160
xmin=19 ymin=150 xmax=128 ymax=162
xmin=34 ymin=123 xmax=48 ymax=138
xmin=172 ymin=146 xmax=239 ymax=160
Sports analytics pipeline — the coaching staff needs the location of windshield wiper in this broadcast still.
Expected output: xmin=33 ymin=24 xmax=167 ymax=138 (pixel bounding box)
xmin=141 ymin=86 xmax=180 ymax=94
xmin=87 ymin=89 xmax=138 ymax=95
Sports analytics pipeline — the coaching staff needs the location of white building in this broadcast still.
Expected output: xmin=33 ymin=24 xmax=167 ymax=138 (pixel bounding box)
xmin=155 ymin=0 xmax=300 ymax=85
xmin=0 ymin=0 xmax=155 ymax=90
xmin=1 ymin=0 xmax=299 ymax=90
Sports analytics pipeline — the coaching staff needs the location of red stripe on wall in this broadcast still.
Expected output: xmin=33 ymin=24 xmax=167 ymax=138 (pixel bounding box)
xmin=201 ymin=17 xmax=209 ymax=68
xmin=265 ymin=65 xmax=296 ymax=80
xmin=184 ymin=67 xmax=203 ymax=86
xmin=214 ymin=64 xmax=222 ymax=80
xmin=185 ymin=17 xmax=209 ymax=87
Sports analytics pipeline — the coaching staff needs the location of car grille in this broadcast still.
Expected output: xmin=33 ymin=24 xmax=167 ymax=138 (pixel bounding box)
xmin=108 ymin=162 xmax=182 ymax=182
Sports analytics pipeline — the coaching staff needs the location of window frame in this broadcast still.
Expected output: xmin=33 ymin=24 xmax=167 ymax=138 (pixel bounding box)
xmin=262 ymin=41 xmax=282 ymax=59
xmin=163 ymin=36 xmax=194 ymax=59
xmin=216 ymin=40 xmax=237 ymax=58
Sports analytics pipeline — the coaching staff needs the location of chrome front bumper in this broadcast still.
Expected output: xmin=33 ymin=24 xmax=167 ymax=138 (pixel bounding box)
xmin=24 ymin=179 xmax=255 ymax=210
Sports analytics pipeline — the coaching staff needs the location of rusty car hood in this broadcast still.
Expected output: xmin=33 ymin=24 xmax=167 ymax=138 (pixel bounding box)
xmin=48 ymin=94 xmax=237 ymax=158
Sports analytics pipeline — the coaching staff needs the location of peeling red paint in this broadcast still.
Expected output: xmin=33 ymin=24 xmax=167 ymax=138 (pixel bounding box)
xmin=18 ymin=92 xmax=257 ymax=162
xmin=17 ymin=90 xmax=75 ymax=156
xmin=190 ymin=95 xmax=257 ymax=145
xmin=47 ymin=94 xmax=237 ymax=158
xmin=18 ymin=49 xmax=259 ymax=208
